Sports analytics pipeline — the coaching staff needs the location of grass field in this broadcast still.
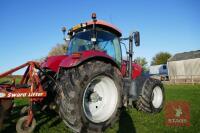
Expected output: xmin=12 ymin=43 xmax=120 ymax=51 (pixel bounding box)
xmin=0 ymin=84 xmax=200 ymax=133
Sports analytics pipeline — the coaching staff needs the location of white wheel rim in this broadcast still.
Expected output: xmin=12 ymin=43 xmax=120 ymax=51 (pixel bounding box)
xmin=83 ymin=76 xmax=118 ymax=123
xmin=152 ymin=86 xmax=163 ymax=108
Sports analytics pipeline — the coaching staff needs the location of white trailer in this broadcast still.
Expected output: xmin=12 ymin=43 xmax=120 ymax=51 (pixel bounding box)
xmin=167 ymin=50 xmax=200 ymax=83
xmin=149 ymin=64 xmax=168 ymax=80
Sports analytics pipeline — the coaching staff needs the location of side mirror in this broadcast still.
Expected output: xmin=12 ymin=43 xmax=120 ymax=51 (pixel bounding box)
xmin=134 ymin=31 xmax=140 ymax=46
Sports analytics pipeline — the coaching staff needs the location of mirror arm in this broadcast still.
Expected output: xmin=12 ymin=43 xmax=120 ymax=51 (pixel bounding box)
xmin=120 ymin=36 xmax=134 ymax=79
xmin=128 ymin=35 xmax=134 ymax=79
xmin=120 ymin=31 xmax=140 ymax=79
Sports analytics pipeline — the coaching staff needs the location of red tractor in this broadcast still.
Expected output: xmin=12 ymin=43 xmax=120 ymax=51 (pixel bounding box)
xmin=0 ymin=13 xmax=164 ymax=133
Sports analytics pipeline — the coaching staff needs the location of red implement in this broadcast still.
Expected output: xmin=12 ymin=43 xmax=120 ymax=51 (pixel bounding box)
xmin=0 ymin=61 xmax=46 ymax=101
xmin=0 ymin=61 xmax=47 ymax=130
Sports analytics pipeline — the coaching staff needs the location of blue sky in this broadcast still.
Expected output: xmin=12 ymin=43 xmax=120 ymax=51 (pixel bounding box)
xmin=0 ymin=0 xmax=199 ymax=74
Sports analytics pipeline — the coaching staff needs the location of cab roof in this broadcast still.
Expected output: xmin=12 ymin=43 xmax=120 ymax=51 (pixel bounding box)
xmin=68 ymin=20 xmax=122 ymax=37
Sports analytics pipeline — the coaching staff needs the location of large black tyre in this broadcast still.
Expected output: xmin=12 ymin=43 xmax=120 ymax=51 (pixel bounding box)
xmin=57 ymin=60 xmax=123 ymax=133
xmin=135 ymin=78 xmax=165 ymax=113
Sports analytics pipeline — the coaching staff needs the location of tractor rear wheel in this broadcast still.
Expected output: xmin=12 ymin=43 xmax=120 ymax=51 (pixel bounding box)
xmin=57 ymin=60 xmax=123 ymax=133
xmin=135 ymin=78 xmax=164 ymax=113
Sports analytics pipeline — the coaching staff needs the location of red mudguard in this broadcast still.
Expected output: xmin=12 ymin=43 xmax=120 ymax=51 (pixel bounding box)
xmin=40 ymin=50 xmax=118 ymax=72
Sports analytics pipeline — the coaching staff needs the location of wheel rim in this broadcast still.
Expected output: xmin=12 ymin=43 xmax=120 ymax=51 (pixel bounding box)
xmin=83 ymin=76 xmax=118 ymax=123
xmin=152 ymin=86 xmax=163 ymax=108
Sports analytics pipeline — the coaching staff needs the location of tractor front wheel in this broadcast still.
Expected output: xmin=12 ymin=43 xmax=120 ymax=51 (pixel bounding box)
xmin=135 ymin=78 xmax=164 ymax=113
xmin=57 ymin=60 xmax=123 ymax=133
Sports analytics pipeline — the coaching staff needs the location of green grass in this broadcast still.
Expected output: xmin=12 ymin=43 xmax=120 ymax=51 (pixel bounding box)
xmin=1 ymin=84 xmax=200 ymax=133
xmin=0 ymin=77 xmax=21 ymax=84
xmin=106 ymin=84 xmax=200 ymax=133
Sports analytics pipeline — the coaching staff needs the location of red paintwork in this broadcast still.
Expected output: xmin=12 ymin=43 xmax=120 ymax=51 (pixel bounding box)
xmin=0 ymin=89 xmax=46 ymax=98
xmin=0 ymin=62 xmax=30 ymax=78
xmin=59 ymin=50 xmax=116 ymax=68
xmin=121 ymin=61 xmax=127 ymax=76
xmin=86 ymin=20 xmax=122 ymax=37
xmin=41 ymin=55 xmax=67 ymax=72
xmin=40 ymin=19 xmax=139 ymax=78
xmin=0 ymin=61 xmax=47 ymax=125
xmin=42 ymin=52 xmax=142 ymax=80
xmin=132 ymin=63 xmax=143 ymax=79
xmin=41 ymin=51 xmax=115 ymax=71
xmin=68 ymin=20 xmax=122 ymax=37
xmin=0 ymin=61 xmax=47 ymax=100
xmin=121 ymin=60 xmax=142 ymax=79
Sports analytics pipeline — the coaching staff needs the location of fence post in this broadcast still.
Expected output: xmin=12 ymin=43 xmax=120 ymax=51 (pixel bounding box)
xmin=175 ymin=75 xmax=176 ymax=84
xmin=191 ymin=75 xmax=194 ymax=85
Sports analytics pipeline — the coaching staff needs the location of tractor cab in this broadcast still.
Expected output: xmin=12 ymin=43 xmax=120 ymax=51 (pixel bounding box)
xmin=62 ymin=14 xmax=123 ymax=66
xmin=62 ymin=13 xmax=141 ymax=79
